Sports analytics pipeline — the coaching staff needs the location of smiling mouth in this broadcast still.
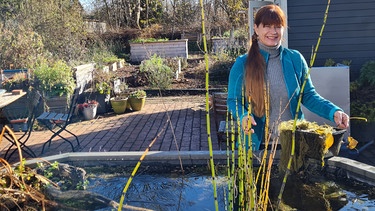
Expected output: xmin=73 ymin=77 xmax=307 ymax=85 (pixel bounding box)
xmin=267 ymin=36 xmax=278 ymax=40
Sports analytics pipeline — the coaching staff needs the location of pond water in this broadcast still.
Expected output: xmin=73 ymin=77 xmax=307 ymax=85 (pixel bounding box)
xmin=85 ymin=166 xmax=375 ymax=211
xmin=86 ymin=166 xmax=227 ymax=210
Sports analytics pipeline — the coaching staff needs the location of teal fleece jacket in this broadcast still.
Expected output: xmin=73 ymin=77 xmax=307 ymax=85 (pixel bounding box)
xmin=227 ymin=46 xmax=342 ymax=150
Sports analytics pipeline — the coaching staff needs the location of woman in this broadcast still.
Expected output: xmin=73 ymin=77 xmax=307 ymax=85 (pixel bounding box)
xmin=227 ymin=4 xmax=349 ymax=150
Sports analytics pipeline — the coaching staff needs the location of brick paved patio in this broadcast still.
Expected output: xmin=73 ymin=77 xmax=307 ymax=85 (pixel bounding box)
xmin=1 ymin=96 xmax=222 ymax=163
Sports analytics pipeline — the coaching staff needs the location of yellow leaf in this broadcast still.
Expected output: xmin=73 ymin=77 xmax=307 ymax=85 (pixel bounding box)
xmin=325 ymin=133 xmax=334 ymax=151
xmin=347 ymin=136 xmax=358 ymax=150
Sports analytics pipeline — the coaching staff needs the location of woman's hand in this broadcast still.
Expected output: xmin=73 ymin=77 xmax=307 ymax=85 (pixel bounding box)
xmin=242 ymin=116 xmax=257 ymax=134
xmin=334 ymin=110 xmax=349 ymax=129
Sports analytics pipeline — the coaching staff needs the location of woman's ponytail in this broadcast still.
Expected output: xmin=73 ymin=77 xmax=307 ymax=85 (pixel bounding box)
xmin=244 ymin=33 xmax=266 ymax=117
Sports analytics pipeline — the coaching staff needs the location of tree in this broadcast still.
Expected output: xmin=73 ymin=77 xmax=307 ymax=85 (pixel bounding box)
xmin=0 ymin=0 xmax=23 ymax=22
xmin=21 ymin=0 xmax=87 ymax=63
xmin=0 ymin=23 xmax=44 ymax=69
xmin=0 ymin=0 xmax=88 ymax=68
xmin=135 ymin=0 xmax=141 ymax=29
xmin=219 ymin=0 xmax=247 ymax=41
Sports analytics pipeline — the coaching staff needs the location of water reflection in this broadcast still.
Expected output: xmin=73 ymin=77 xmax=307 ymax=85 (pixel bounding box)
xmin=85 ymin=166 xmax=375 ymax=211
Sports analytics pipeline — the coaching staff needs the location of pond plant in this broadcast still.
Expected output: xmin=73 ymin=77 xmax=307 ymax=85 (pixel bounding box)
xmin=273 ymin=2 xmax=332 ymax=208
xmin=0 ymin=127 xmax=138 ymax=210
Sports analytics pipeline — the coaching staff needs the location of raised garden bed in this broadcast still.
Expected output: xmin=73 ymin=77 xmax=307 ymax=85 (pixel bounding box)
xmin=130 ymin=39 xmax=188 ymax=62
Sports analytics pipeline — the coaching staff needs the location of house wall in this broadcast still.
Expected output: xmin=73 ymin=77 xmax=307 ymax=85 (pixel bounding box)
xmin=287 ymin=0 xmax=375 ymax=80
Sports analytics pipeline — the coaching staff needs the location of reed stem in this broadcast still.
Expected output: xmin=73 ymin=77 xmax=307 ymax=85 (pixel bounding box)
xmin=276 ymin=0 xmax=331 ymax=208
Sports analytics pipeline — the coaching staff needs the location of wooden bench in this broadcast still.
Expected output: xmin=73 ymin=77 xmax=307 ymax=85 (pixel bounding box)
xmin=212 ymin=92 xmax=278 ymax=150
xmin=212 ymin=92 xmax=238 ymax=147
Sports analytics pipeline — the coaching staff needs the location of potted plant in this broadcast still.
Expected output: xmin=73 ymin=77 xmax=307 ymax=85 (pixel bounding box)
xmin=110 ymin=82 xmax=129 ymax=114
xmin=110 ymin=95 xmax=128 ymax=114
xmin=128 ymin=89 xmax=146 ymax=111
xmin=1 ymin=71 xmax=30 ymax=92
xmin=89 ymin=69 xmax=115 ymax=114
xmin=78 ymin=100 xmax=98 ymax=120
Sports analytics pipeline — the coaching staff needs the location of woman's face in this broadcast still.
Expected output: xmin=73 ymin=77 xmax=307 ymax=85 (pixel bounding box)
xmin=254 ymin=23 xmax=284 ymax=47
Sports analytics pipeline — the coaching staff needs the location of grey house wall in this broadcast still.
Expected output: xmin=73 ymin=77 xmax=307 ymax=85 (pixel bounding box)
xmin=287 ymin=0 xmax=375 ymax=80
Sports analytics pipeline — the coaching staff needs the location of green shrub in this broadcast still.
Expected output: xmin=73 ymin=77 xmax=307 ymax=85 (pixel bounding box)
xmin=95 ymin=81 xmax=112 ymax=95
xmin=130 ymin=89 xmax=146 ymax=98
xmin=341 ymin=60 xmax=352 ymax=66
xmin=106 ymin=39 xmax=128 ymax=59
xmin=164 ymin=57 xmax=188 ymax=72
xmin=33 ymin=60 xmax=76 ymax=97
xmin=139 ymin=54 xmax=174 ymax=89
xmin=93 ymin=69 xmax=115 ymax=95
xmin=324 ymin=59 xmax=352 ymax=67
xmin=211 ymin=49 xmax=237 ymax=63
xmin=90 ymin=48 xmax=119 ymax=67
xmin=350 ymin=60 xmax=375 ymax=122
xmin=359 ymin=60 xmax=375 ymax=87
xmin=324 ymin=58 xmax=336 ymax=67
xmin=102 ymin=56 xmax=119 ymax=64
xmin=130 ymin=38 xmax=168 ymax=43
xmin=351 ymin=101 xmax=375 ymax=122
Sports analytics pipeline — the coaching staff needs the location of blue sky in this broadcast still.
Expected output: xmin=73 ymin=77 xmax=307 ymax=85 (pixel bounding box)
xmin=79 ymin=0 xmax=94 ymax=12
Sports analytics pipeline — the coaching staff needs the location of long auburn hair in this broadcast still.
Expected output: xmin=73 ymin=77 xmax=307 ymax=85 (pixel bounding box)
xmin=245 ymin=5 xmax=286 ymax=117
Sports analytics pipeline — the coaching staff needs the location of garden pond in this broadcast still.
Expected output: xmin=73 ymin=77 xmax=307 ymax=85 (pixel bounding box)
xmin=83 ymin=165 xmax=375 ymax=211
